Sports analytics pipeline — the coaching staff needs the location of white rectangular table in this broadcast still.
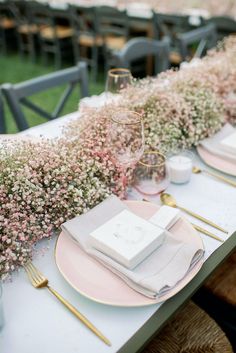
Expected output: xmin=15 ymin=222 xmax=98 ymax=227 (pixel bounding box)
xmin=1 ymin=112 xmax=236 ymax=353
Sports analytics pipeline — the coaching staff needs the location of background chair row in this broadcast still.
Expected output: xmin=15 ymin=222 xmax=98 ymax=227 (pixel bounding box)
xmin=0 ymin=1 xmax=131 ymax=79
xmin=112 ymin=23 xmax=217 ymax=75
xmin=0 ymin=61 xmax=89 ymax=132
xmin=0 ymin=36 xmax=170 ymax=133
xmin=0 ymin=0 xmax=233 ymax=79
xmin=0 ymin=24 xmax=218 ymax=134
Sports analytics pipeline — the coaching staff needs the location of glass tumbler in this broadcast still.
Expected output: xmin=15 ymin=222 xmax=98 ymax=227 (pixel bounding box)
xmin=133 ymin=151 xmax=170 ymax=196
xmin=105 ymin=68 xmax=132 ymax=95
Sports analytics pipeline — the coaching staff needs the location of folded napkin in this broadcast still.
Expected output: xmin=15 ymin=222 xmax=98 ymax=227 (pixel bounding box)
xmin=61 ymin=195 xmax=204 ymax=299
xmin=200 ymin=124 xmax=236 ymax=163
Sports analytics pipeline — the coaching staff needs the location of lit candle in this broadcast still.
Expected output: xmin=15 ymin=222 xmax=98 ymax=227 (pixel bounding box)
xmin=167 ymin=153 xmax=193 ymax=184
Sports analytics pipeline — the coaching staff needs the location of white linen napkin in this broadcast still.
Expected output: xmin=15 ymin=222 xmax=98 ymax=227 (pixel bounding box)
xmin=61 ymin=195 xmax=204 ymax=299
xmin=200 ymin=124 xmax=236 ymax=163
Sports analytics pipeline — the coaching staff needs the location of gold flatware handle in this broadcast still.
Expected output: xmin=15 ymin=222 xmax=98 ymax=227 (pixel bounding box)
xmin=205 ymin=170 xmax=236 ymax=187
xmin=142 ymin=197 xmax=224 ymax=241
xmin=47 ymin=286 xmax=111 ymax=346
xmin=178 ymin=205 xmax=228 ymax=234
xmin=191 ymin=223 xmax=224 ymax=242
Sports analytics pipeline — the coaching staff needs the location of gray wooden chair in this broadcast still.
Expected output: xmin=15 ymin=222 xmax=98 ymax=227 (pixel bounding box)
xmin=10 ymin=0 xmax=38 ymax=62
xmin=112 ymin=37 xmax=170 ymax=77
xmin=208 ymin=16 xmax=236 ymax=41
xmin=12 ymin=1 xmax=51 ymax=63
xmin=36 ymin=4 xmax=75 ymax=69
xmin=177 ymin=23 xmax=217 ymax=62
xmin=152 ymin=12 xmax=204 ymax=65
xmin=2 ymin=62 xmax=89 ymax=131
xmin=71 ymin=5 xmax=129 ymax=80
xmin=153 ymin=12 xmax=194 ymax=40
xmin=0 ymin=1 xmax=17 ymax=55
xmin=0 ymin=91 xmax=6 ymax=133
xmin=69 ymin=5 xmax=98 ymax=81
xmin=95 ymin=5 xmax=129 ymax=74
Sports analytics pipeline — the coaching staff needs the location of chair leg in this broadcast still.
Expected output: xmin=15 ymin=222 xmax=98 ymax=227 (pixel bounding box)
xmin=41 ymin=43 xmax=48 ymax=66
xmin=55 ymin=53 xmax=61 ymax=69
xmin=0 ymin=33 xmax=4 ymax=55
xmin=29 ymin=33 xmax=36 ymax=63
xmin=17 ymin=33 xmax=24 ymax=59
xmin=91 ymin=45 xmax=98 ymax=82
xmin=55 ymin=45 xmax=62 ymax=69
xmin=0 ymin=100 xmax=6 ymax=133
xmin=103 ymin=46 xmax=110 ymax=77
xmin=2 ymin=30 xmax=7 ymax=55
xmin=72 ymin=39 xmax=79 ymax=65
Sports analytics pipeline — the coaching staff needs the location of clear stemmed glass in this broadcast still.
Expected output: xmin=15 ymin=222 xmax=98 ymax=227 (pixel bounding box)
xmin=105 ymin=68 xmax=132 ymax=100
xmin=133 ymin=151 xmax=170 ymax=196
xmin=107 ymin=110 xmax=145 ymax=196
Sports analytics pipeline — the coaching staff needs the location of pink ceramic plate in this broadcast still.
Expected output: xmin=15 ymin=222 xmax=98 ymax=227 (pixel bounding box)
xmin=55 ymin=201 xmax=204 ymax=307
xmin=197 ymin=145 xmax=236 ymax=177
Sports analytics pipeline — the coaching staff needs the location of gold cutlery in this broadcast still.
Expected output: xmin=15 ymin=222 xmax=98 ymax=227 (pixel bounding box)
xmin=24 ymin=261 xmax=111 ymax=346
xmin=160 ymin=193 xmax=228 ymax=234
xmin=192 ymin=166 xmax=236 ymax=187
xmin=190 ymin=222 xmax=224 ymax=242
xmin=142 ymin=198 xmax=224 ymax=242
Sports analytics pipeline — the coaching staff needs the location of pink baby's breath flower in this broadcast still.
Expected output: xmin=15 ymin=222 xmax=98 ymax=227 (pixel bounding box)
xmin=1 ymin=36 xmax=236 ymax=279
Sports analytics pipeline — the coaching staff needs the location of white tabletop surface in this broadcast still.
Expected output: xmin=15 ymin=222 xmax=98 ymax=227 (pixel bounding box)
xmin=1 ymin=109 xmax=236 ymax=353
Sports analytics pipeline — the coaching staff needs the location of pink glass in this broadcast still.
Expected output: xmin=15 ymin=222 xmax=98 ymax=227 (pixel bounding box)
xmin=133 ymin=151 xmax=170 ymax=196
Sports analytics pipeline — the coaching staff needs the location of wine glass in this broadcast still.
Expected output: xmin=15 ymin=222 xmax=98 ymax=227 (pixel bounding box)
xmin=133 ymin=151 xmax=170 ymax=196
xmin=107 ymin=110 xmax=145 ymax=195
xmin=105 ymin=68 xmax=132 ymax=101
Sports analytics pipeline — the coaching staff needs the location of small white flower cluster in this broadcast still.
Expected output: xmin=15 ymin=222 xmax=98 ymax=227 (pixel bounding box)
xmin=0 ymin=138 xmax=123 ymax=279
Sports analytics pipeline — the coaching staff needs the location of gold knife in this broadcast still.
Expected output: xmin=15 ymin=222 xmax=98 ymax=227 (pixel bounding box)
xmin=142 ymin=198 xmax=224 ymax=242
xmin=191 ymin=223 xmax=224 ymax=242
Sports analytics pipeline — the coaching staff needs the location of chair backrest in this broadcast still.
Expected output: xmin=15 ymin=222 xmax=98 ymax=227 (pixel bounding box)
xmin=70 ymin=5 xmax=95 ymax=34
xmin=26 ymin=1 xmax=49 ymax=24
xmin=153 ymin=12 xmax=198 ymax=42
xmin=0 ymin=1 xmax=16 ymax=20
xmin=112 ymin=37 xmax=170 ymax=76
xmin=208 ymin=16 xmax=236 ymax=39
xmin=47 ymin=4 xmax=73 ymax=27
xmin=0 ymin=1 xmax=18 ymax=54
xmin=28 ymin=2 xmax=72 ymax=31
xmin=2 ymin=62 xmax=89 ymax=131
xmin=94 ymin=6 xmax=129 ymax=39
xmin=177 ymin=23 xmax=217 ymax=61
xmin=46 ymin=5 xmax=74 ymax=41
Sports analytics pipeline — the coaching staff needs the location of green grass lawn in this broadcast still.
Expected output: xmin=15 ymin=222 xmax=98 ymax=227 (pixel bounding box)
xmin=0 ymin=54 xmax=105 ymax=133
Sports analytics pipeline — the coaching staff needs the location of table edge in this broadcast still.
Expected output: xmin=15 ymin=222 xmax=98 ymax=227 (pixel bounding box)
xmin=118 ymin=231 xmax=236 ymax=353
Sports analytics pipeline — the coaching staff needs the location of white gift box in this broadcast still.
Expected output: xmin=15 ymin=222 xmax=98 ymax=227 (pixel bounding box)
xmin=89 ymin=209 xmax=166 ymax=269
xmin=149 ymin=206 xmax=181 ymax=230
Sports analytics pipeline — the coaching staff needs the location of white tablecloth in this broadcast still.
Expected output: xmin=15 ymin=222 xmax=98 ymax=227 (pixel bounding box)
xmin=1 ymin=109 xmax=236 ymax=353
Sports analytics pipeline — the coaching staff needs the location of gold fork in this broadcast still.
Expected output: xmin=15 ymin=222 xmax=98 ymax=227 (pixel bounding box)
xmin=24 ymin=261 xmax=111 ymax=346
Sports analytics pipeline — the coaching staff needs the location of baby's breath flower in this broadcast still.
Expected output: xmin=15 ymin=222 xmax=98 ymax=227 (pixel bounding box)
xmin=1 ymin=36 xmax=236 ymax=279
